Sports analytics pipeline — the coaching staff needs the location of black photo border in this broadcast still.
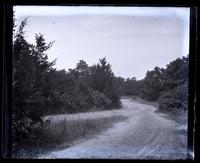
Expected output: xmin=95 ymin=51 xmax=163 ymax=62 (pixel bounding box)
xmin=1 ymin=0 xmax=199 ymax=162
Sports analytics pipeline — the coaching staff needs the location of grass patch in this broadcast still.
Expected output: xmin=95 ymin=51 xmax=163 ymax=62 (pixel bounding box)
xmin=13 ymin=115 xmax=127 ymax=158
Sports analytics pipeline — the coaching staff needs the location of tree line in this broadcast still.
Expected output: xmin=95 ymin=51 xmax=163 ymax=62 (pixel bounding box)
xmin=122 ymin=57 xmax=188 ymax=111
xmin=12 ymin=18 xmax=188 ymax=153
xmin=12 ymin=19 xmax=122 ymax=150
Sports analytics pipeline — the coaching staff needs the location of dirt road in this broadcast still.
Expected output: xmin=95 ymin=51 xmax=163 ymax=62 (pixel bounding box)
xmin=41 ymin=98 xmax=187 ymax=159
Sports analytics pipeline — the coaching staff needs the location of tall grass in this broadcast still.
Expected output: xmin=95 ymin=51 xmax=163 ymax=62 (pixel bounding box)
xmin=14 ymin=115 xmax=127 ymax=157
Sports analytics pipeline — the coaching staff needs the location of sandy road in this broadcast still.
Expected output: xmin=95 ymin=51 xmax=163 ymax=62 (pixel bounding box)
xmin=41 ymin=98 xmax=187 ymax=159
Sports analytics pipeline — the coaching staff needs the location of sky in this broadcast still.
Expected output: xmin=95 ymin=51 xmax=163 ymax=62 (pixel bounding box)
xmin=14 ymin=6 xmax=190 ymax=80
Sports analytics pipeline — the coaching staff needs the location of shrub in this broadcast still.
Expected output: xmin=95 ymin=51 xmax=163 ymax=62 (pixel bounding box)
xmin=91 ymin=90 xmax=112 ymax=109
xmin=157 ymin=81 xmax=188 ymax=111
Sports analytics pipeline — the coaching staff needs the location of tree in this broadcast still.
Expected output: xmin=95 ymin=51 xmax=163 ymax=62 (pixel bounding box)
xmin=124 ymin=77 xmax=140 ymax=96
xmin=75 ymin=60 xmax=90 ymax=84
xmin=114 ymin=77 xmax=125 ymax=96
xmin=12 ymin=18 xmax=56 ymax=150
xmin=140 ymin=67 xmax=164 ymax=101
xmin=76 ymin=60 xmax=88 ymax=75
xmin=88 ymin=57 xmax=121 ymax=107
xmin=157 ymin=56 xmax=188 ymax=111
xmin=89 ymin=57 xmax=113 ymax=92
xmin=161 ymin=57 xmax=188 ymax=91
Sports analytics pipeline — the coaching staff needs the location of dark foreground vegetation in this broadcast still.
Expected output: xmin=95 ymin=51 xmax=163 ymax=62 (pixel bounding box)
xmin=15 ymin=115 xmax=127 ymax=157
xmin=12 ymin=19 xmax=188 ymax=157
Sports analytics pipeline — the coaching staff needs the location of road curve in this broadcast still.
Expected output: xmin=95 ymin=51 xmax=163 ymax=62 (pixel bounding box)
xmin=41 ymin=98 xmax=187 ymax=159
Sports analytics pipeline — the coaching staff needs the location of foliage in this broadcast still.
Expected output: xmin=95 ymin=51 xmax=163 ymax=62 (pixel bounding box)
xmin=124 ymin=77 xmax=140 ymax=96
xmin=157 ymin=57 xmax=188 ymax=111
xmin=12 ymin=19 xmax=55 ymax=149
xmin=122 ymin=56 xmax=188 ymax=111
xmin=12 ymin=18 xmax=122 ymax=153
xmin=13 ymin=115 xmax=126 ymax=157
xmin=139 ymin=67 xmax=164 ymax=101
xmin=86 ymin=55 xmax=187 ymax=111
xmin=12 ymin=18 xmax=188 ymax=156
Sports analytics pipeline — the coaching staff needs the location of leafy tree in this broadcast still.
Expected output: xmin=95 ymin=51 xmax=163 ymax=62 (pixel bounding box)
xmin=140 ymin=67 xmax=164 ymax=101
xmin=161 ymin=56 xmax=188 ymax=91
xmin=89 ymin=57 xmax=113 ymax=92
xmin=12 ymin=18 xmax=56 ymax=151
xmin=124 ymin=77 xmax=140 ymax=96
xmin=158 ymin=56 xmax=188 ymax=111
xmin=76 ymin=60 xmax=89 ymax=76
xmin=88 ymin=57 xmax=121 ymax=107
xmin=136 ymin=56 xmax=188 ymax=112
xmin=114 ymin=77 xmax=125 ymax=96
xmin=157 ymin=81 xmax=188 ymax=111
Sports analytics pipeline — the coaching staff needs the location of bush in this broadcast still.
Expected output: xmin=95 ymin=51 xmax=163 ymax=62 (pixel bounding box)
xmin=157 ymin=81 xmax=188 ymax=111
xmin=91 ymin=90 xmax=112 ymax=109
xmin=157 ymin=90 xmax=178 ymax=111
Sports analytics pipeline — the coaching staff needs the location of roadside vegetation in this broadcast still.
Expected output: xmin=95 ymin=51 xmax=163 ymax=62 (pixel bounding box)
xmin=12 ymin=18 xmax=188 ymax=157
xmin=122 ymin=58 xmax=188 ymax=112
xmin=13 ymin=115 xmax=126 ymax=158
